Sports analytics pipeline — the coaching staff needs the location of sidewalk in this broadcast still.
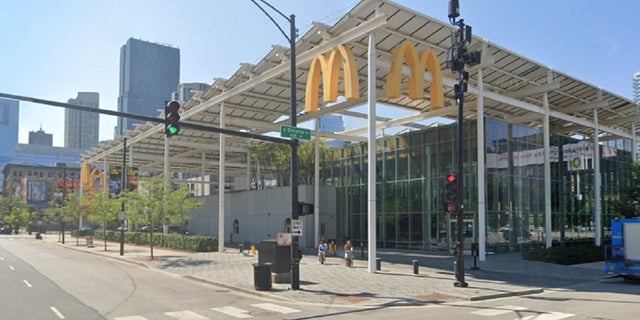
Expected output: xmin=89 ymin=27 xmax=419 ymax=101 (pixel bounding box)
xmin=42 ymin=234 xmax=605 ymax=306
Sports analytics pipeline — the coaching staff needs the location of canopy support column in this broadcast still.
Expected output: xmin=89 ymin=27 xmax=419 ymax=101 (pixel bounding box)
xmin=476 ymin=68 xmax=486 ymax=261
xmin=219 ymin=102 xmax=226 ymax=253
xmin=367 ymin=24 xmax=377 ymax=274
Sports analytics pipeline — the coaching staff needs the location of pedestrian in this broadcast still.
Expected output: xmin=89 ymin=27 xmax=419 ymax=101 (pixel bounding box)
xmin=344 ymin=240 xmax=354 ymax=267
xmin=318 ymin=239 xmax=328 ymax=264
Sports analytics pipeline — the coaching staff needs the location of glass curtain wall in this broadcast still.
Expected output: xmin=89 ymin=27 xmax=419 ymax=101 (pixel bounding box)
xmin=322 ymin=117 xmax=632 ymax=252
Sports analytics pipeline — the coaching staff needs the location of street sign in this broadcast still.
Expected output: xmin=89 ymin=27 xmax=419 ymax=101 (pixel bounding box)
xmin=277 ymin=232 xmax=292 ymax=246
xmin=291 ymin=219 xmax=303 ymax=236
xmin=280 ymin=125 xmax=311 ymax=141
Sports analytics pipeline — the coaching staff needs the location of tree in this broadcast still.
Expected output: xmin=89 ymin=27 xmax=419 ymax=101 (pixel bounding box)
xmin=248 ymin=138 xmax=331 ymax=188
xmin=123 ymin=174 xmax=202 ymax=259
xmin=85 ymin=189 xmax=121 ymax=250
xmin=613 ymin=162 xmax=640 ymax=218
xmin=1 ymin=196 xmax=29 ymax=234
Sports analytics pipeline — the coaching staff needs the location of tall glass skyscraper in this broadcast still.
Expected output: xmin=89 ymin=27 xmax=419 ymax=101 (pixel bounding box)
xmin=116 ymin=38 xmax=180 ymax=136
xmin=0 ymin=98 xmax=19 ymax=188
xmin=65 ymin=92 xmax=99 ymax=149
xmin=319 ymin=115 xmax=346 ymax=148
xmin=633 ymin=71 xmax=640 ymax=104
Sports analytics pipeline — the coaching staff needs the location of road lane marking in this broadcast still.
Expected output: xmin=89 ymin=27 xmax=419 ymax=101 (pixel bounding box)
xmin=518 ymin=312 xmax=575 ymax=320
xmin=471 ymin=305 xmax=527 ymax=316
xmin=114 ymin=316 xmax=149 ymax=320
xmin=50 ymin=306 xmax=65 ymax=319
xmin=211 ymin=306 xmax=252 ymax=318
xmin=165 ymin=310 xmax=209 ymax=319
xmin=252 ymin=303 xmax=300 ymax=314
xmin=23 ymin=279 xmax=32 ymax=288
xmin=0 ymin=257 xmax=4 ymax=260
xmin=9 ymin=265 xmax=14 ymax=270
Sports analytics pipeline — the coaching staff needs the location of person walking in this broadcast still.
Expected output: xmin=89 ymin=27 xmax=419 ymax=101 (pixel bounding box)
xmin=344 ymin=240 xmax=354 ymax=267
xmin=318 ymin=239 xmax=328 ymax=264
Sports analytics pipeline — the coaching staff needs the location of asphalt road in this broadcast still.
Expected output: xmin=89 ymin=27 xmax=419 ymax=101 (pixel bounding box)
xmin=1 ymin=235 xmax=639 ymax=320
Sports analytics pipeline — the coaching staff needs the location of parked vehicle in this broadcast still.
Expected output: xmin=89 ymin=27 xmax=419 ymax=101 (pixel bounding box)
xmin=605 ymin=218 xmax=640 ymax=280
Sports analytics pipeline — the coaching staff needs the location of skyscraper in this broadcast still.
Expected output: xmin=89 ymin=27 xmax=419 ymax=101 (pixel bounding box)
xmin=172 ymin=83 xmax=210 ymax=103
xmin=633 ymin=71 xmax=640 ymax=104
xmin=116 ymin=38 xmax=180 ymax=137
xmin=29 ymin=127 xmax=53 ymax=146
xmin=0 ymin=98 xmax=19 ymax=188
xmin=65 ymin=92 xmax=99 ymax=149
xmin=0 ymin=98 xmax=19 ymax=155
xmin=319 ymin=115 xmax=346 ymax=148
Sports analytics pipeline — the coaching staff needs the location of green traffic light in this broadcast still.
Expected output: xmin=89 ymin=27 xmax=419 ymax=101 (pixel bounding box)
xmin=167 ymin=125 xmax=180 ymax=135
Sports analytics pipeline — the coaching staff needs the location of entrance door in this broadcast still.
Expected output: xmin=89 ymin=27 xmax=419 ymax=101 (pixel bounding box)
xmin=448 ymin=218 xmax=475 ymax=254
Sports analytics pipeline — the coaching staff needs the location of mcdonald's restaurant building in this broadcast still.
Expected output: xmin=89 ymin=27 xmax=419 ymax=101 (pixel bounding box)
xmin=81 ymin=0 xmax=638 ymax=260
xmin=321 ymin=118 xmax=633 ymax=254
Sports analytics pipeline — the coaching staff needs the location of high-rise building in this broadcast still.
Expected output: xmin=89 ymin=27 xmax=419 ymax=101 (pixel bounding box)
xmin=65 ymin=92 xmax=99 ymax=149
xmin=633 ymin=71 xmax=640 ymax=104
xmin=29 ymin=127 xmax=53 ymax=146
xmin=172 ymin=83 xmax=210 ymax=103
xmin=319 ymin=115 xmax=346 ymax=148
xmin=0 ymin=98 xmax=19 ymax=189
xmin=116 ymin=38 xmax=180 ymax=137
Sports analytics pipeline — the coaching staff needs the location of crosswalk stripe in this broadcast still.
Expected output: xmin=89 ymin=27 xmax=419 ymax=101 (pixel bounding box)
xmin=518 ymin=312 xmax=575 ymax=320
xmin=471 ymin=305 xmax=528 ymax=316
xmin=113 ymin=316 xmax=149 ymax=320
xmin=251 ymin=303 xmax=300 ymax=314
xmin=211 ymin=306 xmax=252 ymax=319
xmin=165 ymin=310 xmax=209 ymax=319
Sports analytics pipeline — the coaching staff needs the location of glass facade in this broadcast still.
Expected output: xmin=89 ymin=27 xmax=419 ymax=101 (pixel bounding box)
xmin=322 ymin=117 xmax=632 ymax=252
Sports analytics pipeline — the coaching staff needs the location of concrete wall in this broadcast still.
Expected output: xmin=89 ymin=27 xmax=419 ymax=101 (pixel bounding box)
xmin=188 ymin=185 xmax=337 ymax=248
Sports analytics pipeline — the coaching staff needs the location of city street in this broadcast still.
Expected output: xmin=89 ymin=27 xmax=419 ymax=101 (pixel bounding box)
xmin=0 ymin=235 xmax=639 ymax=319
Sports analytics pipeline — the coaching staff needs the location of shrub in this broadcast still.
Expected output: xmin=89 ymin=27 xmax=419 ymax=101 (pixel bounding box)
xmin=93 ymin=230 xmax=217 ymax=252
xmin=523 ymin=245 xmax=603 ymax=265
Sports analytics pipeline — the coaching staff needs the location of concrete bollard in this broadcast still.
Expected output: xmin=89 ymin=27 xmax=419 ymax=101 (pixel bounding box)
xmin=412 ymin=260 xmax=419 ymax=274
xmin=376 ymin=257 xmax=381 ymax=271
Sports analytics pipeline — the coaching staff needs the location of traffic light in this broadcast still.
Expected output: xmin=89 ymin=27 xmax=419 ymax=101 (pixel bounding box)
xmin=445 ymin=174 xmax=457 ymax=214
xmin=165 ymin=101 xmax=181 ymax=137
xmin=445 ymin=173 xmax=457 ymax=202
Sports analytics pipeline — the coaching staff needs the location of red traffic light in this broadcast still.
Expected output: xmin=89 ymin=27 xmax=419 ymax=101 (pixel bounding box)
xmin=446 ymin=174 xmax=456 ymax=183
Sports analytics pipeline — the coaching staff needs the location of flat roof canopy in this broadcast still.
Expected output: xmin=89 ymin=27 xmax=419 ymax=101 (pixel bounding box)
xmin=82 ymin=0 xmax=639 ymax=174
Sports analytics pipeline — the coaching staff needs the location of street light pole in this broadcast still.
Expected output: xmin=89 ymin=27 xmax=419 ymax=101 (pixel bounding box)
xmin=250 ymin=0 xmax=300 ymax=290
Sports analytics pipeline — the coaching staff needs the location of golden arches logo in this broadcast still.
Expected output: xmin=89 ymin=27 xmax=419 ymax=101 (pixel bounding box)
xmin=305 ymin=45 xmax=360 ymax=113
xmin=385 ymin=40 xmax=444 ymax=108
xmin=81 ymin=163 xmax=105 ymax=191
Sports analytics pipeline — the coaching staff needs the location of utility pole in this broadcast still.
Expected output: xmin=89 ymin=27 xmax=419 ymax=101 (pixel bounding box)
xmin=250 ymin=0 xmax=301 ymax=290
xmin=446 ymin=0 xmax=481 ymax=288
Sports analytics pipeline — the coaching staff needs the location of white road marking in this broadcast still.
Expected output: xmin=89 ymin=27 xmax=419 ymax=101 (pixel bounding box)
xmin=252 ymin=303 xmax=300 ymax=314
xmin=471 ymin=305 xmax=528 ymax=316
xmin=114 ymin=316 xmax=149 ymax=320
xmin=0 ymin=256 xmax=4 ymax=260
xmin=211 ymin=306 xmax=252 ymax=318
xmin=518 ymin=312 xmax=575 ymax=320
xmin=165 ymin=310 xmax=209 ymax=319
xmin=50 ymin=306 xmax=65 ymax=319
xmin=22 ymin=279 xmax=32 ymax=288
xmin=9 ymin=265 xmax=15 ymax=270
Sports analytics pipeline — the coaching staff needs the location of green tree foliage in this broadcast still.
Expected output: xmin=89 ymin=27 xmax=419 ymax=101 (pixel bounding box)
xmin=248 ymin=138 xmax=331 ymax=188
xmin=85 ymin=189 xmax=121 ymax=250
xmin=122 ymin=174 xmax=203 ymax=258
xmin=0 ymin=195 xmax=29 ymax=233
xmin=613 ymin=161 xmax=640 ymax=218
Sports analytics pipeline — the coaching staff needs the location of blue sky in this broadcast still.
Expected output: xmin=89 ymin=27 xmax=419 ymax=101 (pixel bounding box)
xmin=1 ymin=0 xmax=638 ymax=146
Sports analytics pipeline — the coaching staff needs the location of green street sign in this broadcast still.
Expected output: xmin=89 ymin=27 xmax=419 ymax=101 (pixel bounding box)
xmin=280 ymin=125 xmax=311 ymax=141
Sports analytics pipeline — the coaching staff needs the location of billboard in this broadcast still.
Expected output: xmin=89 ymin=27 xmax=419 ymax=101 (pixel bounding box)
xmin=27 ymin=180 xmax=48 ymax=207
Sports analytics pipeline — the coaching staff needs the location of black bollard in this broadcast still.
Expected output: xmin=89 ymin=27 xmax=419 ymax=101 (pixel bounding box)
xmin=360 ymin=242 xmax=365 ymax=258
xmin=376 ymin=257 xmax=381 ymax=271
xmin=412 ymin=260 xmax=419 ymax=274
xmin=239 ymin=243 xmax=244 ymax=253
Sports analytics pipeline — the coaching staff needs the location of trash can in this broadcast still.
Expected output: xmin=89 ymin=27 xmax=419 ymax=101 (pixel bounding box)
xmin=86 ymin=236 xmax=94 ymax=248
xmin=253 ymin=263 xmax=272 ymax=291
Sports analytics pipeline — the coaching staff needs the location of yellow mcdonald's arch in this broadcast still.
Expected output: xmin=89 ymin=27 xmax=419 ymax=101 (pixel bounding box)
xmin=81 ymin=164 xmax=105 ymax=192
xmin=386 ymin=40 xmax=444 ymax=108
xmin=305 ymin=44 xmax=360 ymax=113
